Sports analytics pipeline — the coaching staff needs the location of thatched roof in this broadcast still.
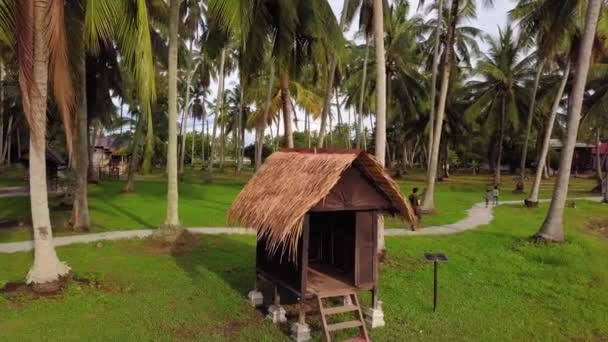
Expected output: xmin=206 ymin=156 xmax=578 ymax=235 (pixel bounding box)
xmin=228 ymin=149 xmax=417 ymax=257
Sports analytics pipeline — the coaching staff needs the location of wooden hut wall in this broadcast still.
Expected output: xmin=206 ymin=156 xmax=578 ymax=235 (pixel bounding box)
xmin=256 ymin=234 xmax=303 ymax=292
xmin=313 ymin=166 xmax=393 ymax=211
xmin=354 ymin=211 xmax=377 ymax=288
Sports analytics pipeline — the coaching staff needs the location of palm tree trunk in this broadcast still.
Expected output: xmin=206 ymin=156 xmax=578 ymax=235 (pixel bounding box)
xmin=191 ymin=116 xmax=196 ymax=165
xmin=207 ymin=49 xmax=226 ymax=173
xmin=318 ymin=0 xmax=349 ymax=148
xmin=237 ymin=78 xmax=245 ymax=173
xmin=141 ymin=112 xmax=154 ymax=174
xmin=162 ymin=0 xmax=181 ymax=231
xmin=87 ymin=122 xmax=100 ymax=183
xmin=596 ymin=126 xmax=603 ymax=180
xmin=517 ymin=60 xmax=545 ymax=191
xmin=0 ymin=117 xmax=10 ymax=167
xmin=220 ymin=110 xmax=225 ymax=170
xmin=421 ymin=0 xmax=459 ymax=212
xmin=201 ymin=93 xmax=207 ymax=167
xmin=495 ymin=98 xmax=506 ymax=185
xmin=256 ymin=63 xmax=275 ymax=169
xmin=0 ymin=58 xmax=4 ymax=170
xmin=357 ymin=39 xmax=370 ymax=149
xmin=535 ymin=0 xmax=601 ymax=241
xmin=71 ymin=37 xmax=90 ymax=231
xmin=180 ymin=76 xmax=193 ymax=173
xmin=123 ymin=117 xmax=144 ymax=192
xmin=372 ymin=0 xmax=387 ymax=255
xmin=26 ymin=0 xmax=70 ymax=285
xmin=528 ymin=62 xmax=570 ymax=203
xmin=427 ymin=0 xmax=444 ymax=170
xmin=280 ymin=73 xmax=294 ymax=148
xmin=120 ymin=99 xmax=123 ymax=134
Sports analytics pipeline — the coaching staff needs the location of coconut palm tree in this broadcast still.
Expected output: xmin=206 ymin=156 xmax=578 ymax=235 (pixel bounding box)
xmin=535 ymin=0 xmax=602 ymax=242
xmin=423 ymin=0 xmax=444 ymax=169
xmin=421 ymin=0 xmax=460 ymax=212
xmin=318 ymin=0 xmax=349 ymax=148
xmin=0 ymin=0 xmax=74 ymax=288
xmin=209 ymin=0 xmax=342 ymax=149
xmin=510 ymin=0 xmax=575 ymax=192
xmin=179 ymin=0 xmax=205 ymax=174
xmin=159 ymin=0 xmax=182 ymax=238
xmin=465 ymin=25 xmax=532 ymax=184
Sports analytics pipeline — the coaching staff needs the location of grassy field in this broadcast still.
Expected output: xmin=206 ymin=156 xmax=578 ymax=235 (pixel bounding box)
xmin=0 ymin=167 xmax=598 ymax=242
xmin=1 ymin=200 xmax=607 ymax=341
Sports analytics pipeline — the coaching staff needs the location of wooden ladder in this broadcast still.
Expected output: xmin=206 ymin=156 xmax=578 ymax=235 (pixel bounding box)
xmin=316 ymin=290 xmax=370 ymax=342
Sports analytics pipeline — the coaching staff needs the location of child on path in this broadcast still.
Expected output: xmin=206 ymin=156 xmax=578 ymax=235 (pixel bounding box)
xmin=493 ymin=185 xmax=500 ymax=206
xmin=485 ymin=188 xmax=492 ymax=208
xmin=409 ymin=187 xmax=422 ymax=220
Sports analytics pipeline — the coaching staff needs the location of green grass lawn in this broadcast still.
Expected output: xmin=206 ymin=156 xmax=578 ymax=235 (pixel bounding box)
xmin=0 ymin=167 xmax=598 ymax=242
xmin=1 ymin=200 xmax=607 ymax=341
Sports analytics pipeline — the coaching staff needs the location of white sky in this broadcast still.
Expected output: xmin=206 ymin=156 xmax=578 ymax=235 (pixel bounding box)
xmin=113 ymin=0 xmax=514 ymax=146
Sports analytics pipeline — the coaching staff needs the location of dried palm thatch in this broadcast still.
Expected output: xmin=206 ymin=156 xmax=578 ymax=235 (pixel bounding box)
xmin=228 ymin=149 xmax=416 ymax=259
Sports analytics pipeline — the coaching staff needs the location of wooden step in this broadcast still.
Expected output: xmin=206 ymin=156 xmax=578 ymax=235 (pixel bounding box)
xmin=327 ymin=320 xmax=363 ymax=332
xmin=324 ymin=305 xmax=359 ymax=315
xmin=318 ymin=290 xmax=355 ymax=299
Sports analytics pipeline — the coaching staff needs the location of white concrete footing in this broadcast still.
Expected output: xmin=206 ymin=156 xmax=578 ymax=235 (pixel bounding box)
xmin=365 ymin=301 xmax=386 ymax=328
xmin=342 ymin=295 xmax=353 ymax=306
xmin=247 ymin=290 xmax=264 ymax=307
xmin=266 ymin=304 xmax=287 ymax=323
xmin=290 ymin=322 xmax=311 ymax=342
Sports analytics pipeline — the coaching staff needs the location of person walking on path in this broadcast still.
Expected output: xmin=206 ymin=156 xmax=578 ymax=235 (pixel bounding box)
xmin=409 ymin=187 xmax=422 ymax=220
xmin=493 ymin=186 xmax=500 ymax=206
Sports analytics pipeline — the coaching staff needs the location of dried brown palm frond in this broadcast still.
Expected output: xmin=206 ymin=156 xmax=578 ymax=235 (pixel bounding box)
xmin=46 ymin=0 xmax=75 ymax=153
xmin=16 ymin=0 xmax=35 ymax=133
xmin=14 ymin=0 xmax=74 ymax=153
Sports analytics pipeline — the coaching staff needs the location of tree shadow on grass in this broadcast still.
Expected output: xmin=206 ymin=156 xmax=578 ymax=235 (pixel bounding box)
xmin=99 ymin=201 xmax=156 ymax=228
xmin=172 ymin=234 xmax=257 ymax=296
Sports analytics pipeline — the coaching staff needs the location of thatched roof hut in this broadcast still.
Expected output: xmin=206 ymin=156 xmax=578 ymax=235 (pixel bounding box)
xmin=228 ymin=149 xmax=416 ymax=256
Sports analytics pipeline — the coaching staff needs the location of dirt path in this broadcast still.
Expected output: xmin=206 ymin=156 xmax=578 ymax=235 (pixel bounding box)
xmin=0 ymin=197 xmax=603 ymax=254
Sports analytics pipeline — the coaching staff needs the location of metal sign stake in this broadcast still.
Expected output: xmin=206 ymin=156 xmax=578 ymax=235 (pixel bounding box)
xmin=424 ymin=252 xmax=448 ymax=312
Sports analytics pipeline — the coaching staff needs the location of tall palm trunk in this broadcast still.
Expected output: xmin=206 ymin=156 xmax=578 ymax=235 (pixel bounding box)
xmin=162 ymin=0 xmax=181 ymax=231
xmin=495 ymin=98 xmax=506 ymax=185
xmin=318 ymin=0 xmax=349 ymax=148
xmin=357 ymin=39 xmax=370 ymax=149
xmin=237 ymin=77 xmax=245 ymax=173
xmin=421 ymin=0 xmax=459 ymax=212
xmin=427 ymin=0 xmax=444 ymax=170
xmin=141 ymin=112 xmax=154 ymax=174
xmin=0 ymin=58 xmax=4 ymax=170
xmin=201 ymin=93 xmax=207 ymax=167
xmin=256 ymin=64 xmax=275 ymax=169
xmin=596 ymin=126 xmax=603 ymax=180
xmin=528 ymin=62 xmax=571 ymax=203
xmin=517 ymin=60 xmax=545 ymax=191
xmin=123 ymin=116 xmax=144 ymax=192
xmin=280 ymin=73 xmax=294 ymax=148
xmin=535 ymin=0 xmax=601 ymax=241
xmin=71 ymin=36 xmax=90 ymax=231
xmin=207 ymin=49 xmax=226 ymax=173
xmin=179 ymin=41 xmax=194 ymax=174
xmin=26 ymin=0 xmax=70 ymax=285
xmin=372 ymin=0 xmax=387 ymax=254
xmin=191 ymin=116 xmax=196 ymax=165
xmin=87 ymin=122 xmax=100 ymax=183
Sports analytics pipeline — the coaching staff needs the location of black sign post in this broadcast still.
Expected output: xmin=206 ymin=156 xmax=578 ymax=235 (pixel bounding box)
xmin=424 ymin=253 xmax=448 ymax=312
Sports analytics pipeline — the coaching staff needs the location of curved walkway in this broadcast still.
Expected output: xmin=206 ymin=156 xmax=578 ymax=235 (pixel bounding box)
xmin=0 ymin=197 xmax=603 ymax=254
